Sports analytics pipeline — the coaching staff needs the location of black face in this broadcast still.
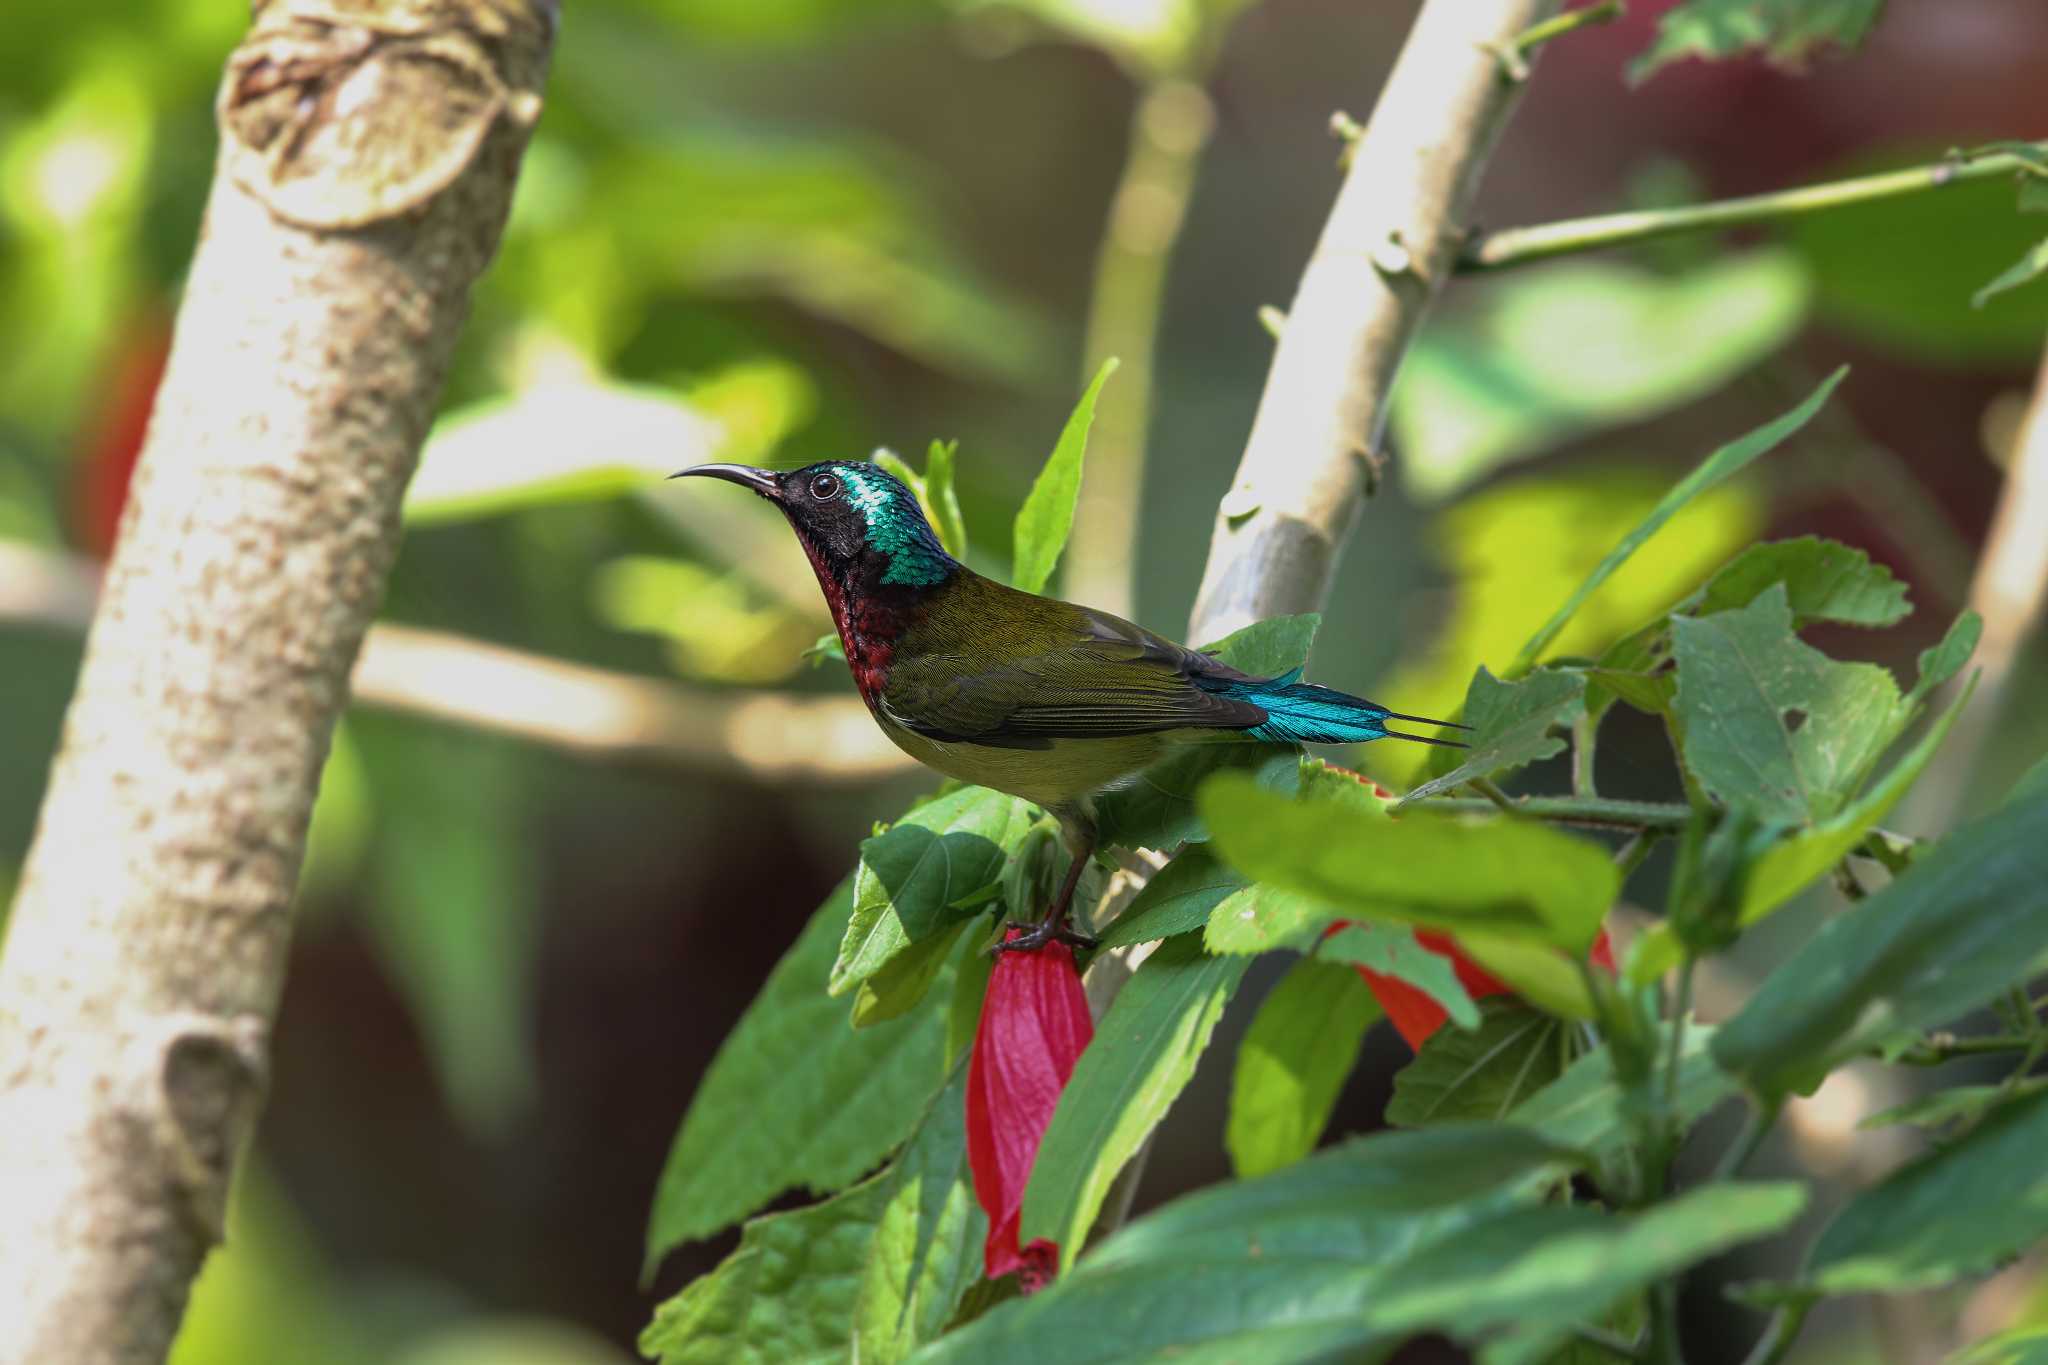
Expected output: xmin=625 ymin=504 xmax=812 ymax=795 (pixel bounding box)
xmin=670 ymin=460 xmax=956 ymax=590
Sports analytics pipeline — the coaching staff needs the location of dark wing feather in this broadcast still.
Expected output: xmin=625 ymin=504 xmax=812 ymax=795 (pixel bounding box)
xmin=880 ymin=575 xmax=1264 ymax=745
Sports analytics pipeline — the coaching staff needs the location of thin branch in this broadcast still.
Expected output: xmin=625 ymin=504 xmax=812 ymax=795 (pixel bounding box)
xmin=1713 ymin=1099 xmax=1782 ymax=1182
xmin=1187 ymin=0 xmax=1567 ymax=646
xmin=0 ymin=5 xmax=555 ymax=1358
xmin=0 ymin=540 xmax=917 ymax=786
xmin=1891 ymin=1033 xmax=2040 ymax=1066
xmin=1738 ymin=1302 xmax=1814 ymax=1365
xmin=1460 ymin=142 xmax=2046 ymax=272
xmin=1426 ymin=794 xmax=1695 ymax=830
xmin=1066 ymin=77 xmax=1215 ymax=619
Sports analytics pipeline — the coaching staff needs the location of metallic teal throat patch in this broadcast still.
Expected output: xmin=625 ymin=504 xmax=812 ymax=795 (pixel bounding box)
xmin=841 ymin=464 xmax=958 ymax=587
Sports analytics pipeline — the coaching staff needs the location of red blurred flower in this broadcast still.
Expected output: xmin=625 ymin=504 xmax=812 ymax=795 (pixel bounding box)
xmin=1315 ymin=764 xmax=1617 ymax=1050
xmin=72 ymin=311 xmax=171 ymax=558
xmin=965 ymin=925 xmax=1093 ymax=1290
xmin=1350 ymin=926 xmax=1617 ymax=1050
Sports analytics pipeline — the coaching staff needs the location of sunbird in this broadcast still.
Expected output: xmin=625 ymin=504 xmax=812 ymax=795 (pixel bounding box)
xmin=674 ymin=460 xmax=1467 ymax=951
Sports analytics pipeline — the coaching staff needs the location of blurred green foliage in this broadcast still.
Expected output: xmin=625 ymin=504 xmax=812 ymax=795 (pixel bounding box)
xmin=2 ymin=0 xmax=2043 ymax=1360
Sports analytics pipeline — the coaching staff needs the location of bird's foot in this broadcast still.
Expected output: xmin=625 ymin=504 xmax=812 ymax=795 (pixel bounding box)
xmin=989 ymin=920 xmax=1097 ymax=955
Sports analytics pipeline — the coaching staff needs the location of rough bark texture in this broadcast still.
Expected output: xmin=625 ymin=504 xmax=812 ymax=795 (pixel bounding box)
xmin=1187 ymin=0 xmax=1562 ymax=644
xmin=0 ymin=2 xmax=554 ymax=1360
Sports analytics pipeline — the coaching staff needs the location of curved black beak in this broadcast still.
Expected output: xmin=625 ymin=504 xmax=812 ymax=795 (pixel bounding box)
xmin=669 ymin=463 xmax=783 ymax=500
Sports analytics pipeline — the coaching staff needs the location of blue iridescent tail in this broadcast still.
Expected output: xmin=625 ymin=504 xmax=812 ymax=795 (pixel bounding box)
xmin=1200 ymin=669 xmax=1470 ymax=747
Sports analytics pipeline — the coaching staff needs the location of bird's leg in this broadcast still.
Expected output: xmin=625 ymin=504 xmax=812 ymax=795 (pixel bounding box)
xmin=996 ymin=815 xmax=1098 ymax=954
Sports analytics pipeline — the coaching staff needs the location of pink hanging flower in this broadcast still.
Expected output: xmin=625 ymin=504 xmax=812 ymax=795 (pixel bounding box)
xmin=965 ymin=925 xmax=1094 ymax=1290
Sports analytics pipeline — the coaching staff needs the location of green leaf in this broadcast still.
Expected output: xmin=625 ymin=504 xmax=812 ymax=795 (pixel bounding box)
xmin=1713 ymin=771 xmax=2048 ymax=1097
xmin=1200 ymin=881 xmax=1336 ymax=954
xmin=1454 ymin=934 xmax=1602 ymax=1023
xmin=642 ymin=1173 xmax=891 ymax=1365
xmin=355 ymin=723 xmax=538 ymax=1140
xmin=1226 ymin=958 xmax=1381 ymax=1177
xmin=1951 ymin=1327 xmax=2048 ymax=1365
xmin=1390 ymin=252 xmax=1811 ymax=504
xmin=1736 ymin=674 xmax=1974 ymax=924
xmin=1202 ymin=774 xmax=1618 ymax=951
xmin=1687 ymin=536 xmax=1911 ymax=628
xmin=1509 ymin=368 xmax=1845 ymax=675
xmin=1857 ymin=1081 xmax=2043 ymax=1134
xmin=1096 ymin=846 xmax=1246 ymax=948
xmin=1021 ymin=933 xmax=1251 ymax=1269
xmin=1510 ymin=1024 xmax=1737 ymax=1158
xmin=1911 ymin=608 xmax=1983 ymax=703
xmin=646 ymin=1068 xmax=981 ymax=1365
xmin=645 ymin=880 xmax=952 ymax=1273
xmin=830 ymin=787 xmax=1036 ymax=995
xmin=1318 ymin=921 xmax=1482 ymax=1031
xmin=915 ymin=1126 xmax=1582 ymax=1365
xmin=1671 ymin=583 xmax=1908 ymax=823
xmin=1805 ymin=1086 xmax=2048 ymax=1294
xmin=1387 ymin=1000 xmax=1566 ymax=1128
xmin=1363 ymin=1182 xmax=1808 ymax=1364
xmin=1399 ymin=668 xmax=1587 ymax=806
xmin=1090 ymin=614 xmax=1318 ymax=851
xmin=1975 ymin=234 xmax=2048 ymax=308
xmin=923 ymin=439 xmax=967 ymax=559
xmin=1630 ymin=0 xmax=1885 ymax=83
xmin=853 ymin=918 xmax=976 ymax=1028
xmin=404 ymin=381 xmax=719 ymax=525
xmin=1011 ymin=358 xmax=1117 ymax=595
xmin=854 ymin=1068 xmax=985 ymax=1364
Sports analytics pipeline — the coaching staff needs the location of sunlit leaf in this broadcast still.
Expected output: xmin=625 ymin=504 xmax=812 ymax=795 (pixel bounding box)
xmin=1736 ymin=674 xmax=1974 ymax=924
xmin=831 ymin=787 xmax=1037 ymax=996
xmin=1392 ymin=252 xmax=1810 ymax=502
xmin=1510 ymin=369 xmax=1845 ymax=676
xmin=1012 ymin=358 xmax=1117 ymax=595
xmin=1398 ymin=668 xmax=1586 ymax=806
xmin=1671 ymin=584 xmax=1908 ymax=823
xmin=923 ymin=439 xmax=967 ymax=559
xmin=1021 ymin=933 xmax=1250 ymax=1269
xmin=1226 ymin=957 xmax=1381 ymax=1178
xmin=1686 ymin=536 xmax=1911 ymax=629
xmin=1201 ymin=775 xmax=1617 ymax=951
xmin=405 ymin=382 xmax=722 ymax=525
xmin=1630 ymin=0 xmax=1886 ymax=82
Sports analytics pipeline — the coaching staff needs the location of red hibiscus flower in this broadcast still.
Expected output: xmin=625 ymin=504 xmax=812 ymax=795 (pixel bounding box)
xmin=965 ymin=926 xmax=1094 ymax=1290
xmin=1317 ymin=764 xmax=1616 ymax=1050
xmin=1352 ymin=926 xmax=1617 ymax=1050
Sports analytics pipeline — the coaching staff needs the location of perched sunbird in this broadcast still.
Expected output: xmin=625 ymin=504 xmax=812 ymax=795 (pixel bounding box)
xmin=673 ymin=460 xmax=1467 ymax=951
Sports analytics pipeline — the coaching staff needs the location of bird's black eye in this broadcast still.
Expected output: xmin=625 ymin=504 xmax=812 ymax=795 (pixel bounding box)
xmin=809 ymin=473 xmax=841 ymax=500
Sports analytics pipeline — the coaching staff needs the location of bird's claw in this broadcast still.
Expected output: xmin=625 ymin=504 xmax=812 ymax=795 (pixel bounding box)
xmin=989 ymin=921 xmax=1097 ymax=956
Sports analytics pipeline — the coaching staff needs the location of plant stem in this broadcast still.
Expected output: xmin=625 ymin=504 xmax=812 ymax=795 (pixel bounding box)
xmin=1664 ymin=956 xmax=1696 ymax=1120
xmin=1066 ymin=76 xmax=1214 ymax=620
xmin=1492 ymin=0 xmax=1623 ymax=79
xmin=1738 ymin=1302 xmax=1813 ymax=1365
xmin=1427 ymin=794 xmax=1694 ymax=830
xmin=1713 ymin=1098 xmax=1782 ymax=1182
xmin=1891 ymin=1033 xmax=2040 ymax=1065
xmin=1573 ymin=711 xmax=1600 ymax=797
xmin=1572 ymin=1323 xmax=1647 ymax=1362
xmin=1459 ymin=142 xmax=2047 ymax=273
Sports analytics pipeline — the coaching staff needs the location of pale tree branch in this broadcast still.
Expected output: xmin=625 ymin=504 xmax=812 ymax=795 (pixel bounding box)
xmin=0 ymin=2 xmax=556 ymax=1360
xmin=1 ymin=541 xmax=917 ymax=785
xmin=1088 ymin=0 xmax=1564 ymax=1244
xmin=1189 ymin=0 xmax=1565 ymax=646
xmin=1905 ymin=338 xmax=2048 ymax=826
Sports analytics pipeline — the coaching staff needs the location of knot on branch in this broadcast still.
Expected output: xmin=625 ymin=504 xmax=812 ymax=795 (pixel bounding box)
xmin=148 ymin=1013 xmax=270 ymax=1243
xmin=222 ymin=0 xmax=549 ymax=230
